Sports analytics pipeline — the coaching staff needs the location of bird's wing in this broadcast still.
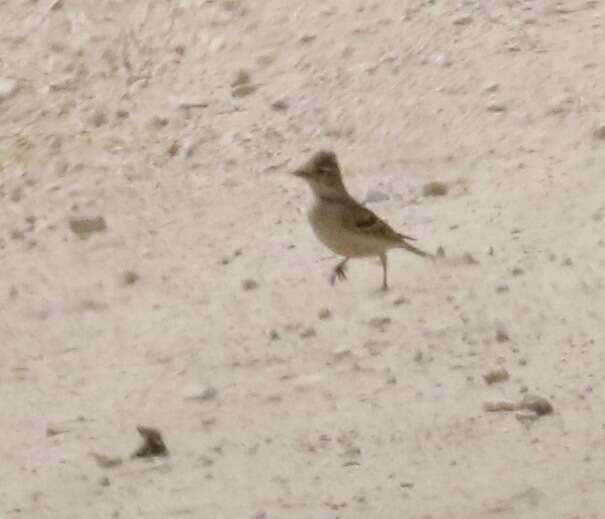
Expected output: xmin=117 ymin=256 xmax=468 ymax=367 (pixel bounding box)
xmin=341 ymin=198 xmax=431 ymax=258
xmin=342 ymin=199 xmax=410 ymax=242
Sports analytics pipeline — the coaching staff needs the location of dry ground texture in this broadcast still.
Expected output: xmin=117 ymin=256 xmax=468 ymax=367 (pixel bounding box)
xmin=2 ymin=1 xmax=605 ymax=518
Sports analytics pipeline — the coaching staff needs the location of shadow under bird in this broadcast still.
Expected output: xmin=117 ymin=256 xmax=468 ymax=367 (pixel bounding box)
xmin=291 ymin=150 xmax=432 ymax=290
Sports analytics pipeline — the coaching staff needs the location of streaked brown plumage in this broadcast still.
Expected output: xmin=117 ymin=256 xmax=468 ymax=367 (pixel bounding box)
xmin=291 ymin=150 xmax=431 ymax=290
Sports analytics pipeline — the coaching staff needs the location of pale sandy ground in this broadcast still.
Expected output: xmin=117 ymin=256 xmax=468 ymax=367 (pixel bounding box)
xmin=2 ymin=1 xmax=605 ymax=518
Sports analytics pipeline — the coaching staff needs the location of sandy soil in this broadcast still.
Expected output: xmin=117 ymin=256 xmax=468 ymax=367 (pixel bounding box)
xmin=2 ymin=1 xmax=605 ymax=518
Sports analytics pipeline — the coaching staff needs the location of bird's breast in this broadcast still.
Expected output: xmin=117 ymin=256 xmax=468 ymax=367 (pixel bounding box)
xmin=307 ymin=202 xmax=385 ymax=257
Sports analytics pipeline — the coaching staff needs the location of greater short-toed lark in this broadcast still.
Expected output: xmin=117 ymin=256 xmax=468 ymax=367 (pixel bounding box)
xmin=291 ymin=150 xmax=432 ymax=290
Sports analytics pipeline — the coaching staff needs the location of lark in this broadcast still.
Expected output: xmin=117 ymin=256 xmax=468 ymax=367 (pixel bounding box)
xmin=291 ymin=150 xmax=432 ymax=290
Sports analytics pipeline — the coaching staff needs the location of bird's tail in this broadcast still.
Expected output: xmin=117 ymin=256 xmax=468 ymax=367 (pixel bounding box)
xmin=397 ymin=236 xmax=433 ymax=258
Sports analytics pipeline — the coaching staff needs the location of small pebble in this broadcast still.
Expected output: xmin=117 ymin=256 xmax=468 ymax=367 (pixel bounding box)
xmin=167 ymin=140 xmax=180 ymax=157
xmin=483 ymin=367 xmax=510 ymax=385
xmin=495 ymin=329 xmax=510 ymax=343
xmin=231 ymin=69 xmax=251 ymax=87
xmin=90 ymin=110 xmax=107 ymax=127
xmin=182 ymin=384 xmax=218 ymax=401
xmin=242 ymin=279 xmax=259 ymax=290
xmin=393 ymin=295 xmax=410 ymax=305
xmin=121 ymin=270 xmax=139 ymax=286
xmin=69 ymin=216 xmax=107 ymax=238
xmin=332 ymin=346 xmax=351 ymax=359
xmin=462 ymin=252 xmax=479 ymax=265
xmin=518 ymin=394 xmax=553 ymax=416
xmin=318 ymin=308 xmax=331 ymax=319
xmin=593 ymin=123 xmax=605 ymax=140
xmin=92 ymin=453 xmax=123 ymax=468
xmin=98 ymin=476 xmax=111 ymax=487
xmin=432 ymin=52 xmax=451 ymax=67
xmin=271 ymin=99 xmax=289 ymax=111
xmin=132 ymin=426 xmax=168 ymax=458
xmin=0 ymin=77 xmax=18 ymax=101
xmin=453 ymin=14 xmax=473 ymax=25
xmin=482 ymin=82 xmax=499 ymax=94
xmin=486 ymin=100 xmax=507 ymax=113
xmin=368 ymin=316 xmax=391 ymax=331
xmin=232 ymin=84 xmax=257 ymax=98
xmin=422 ymin=181 xmax=448 ymax=197
xmin=300 ymin=327 xmax=317 ymax=339
xmin=483 ymin=401 xmax=516 ymax=412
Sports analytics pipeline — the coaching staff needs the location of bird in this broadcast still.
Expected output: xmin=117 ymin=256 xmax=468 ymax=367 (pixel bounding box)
xmin=291 ymin=149 xmax=432 ymax=290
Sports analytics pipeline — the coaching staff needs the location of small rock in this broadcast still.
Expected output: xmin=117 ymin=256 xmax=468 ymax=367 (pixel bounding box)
xmin=435 ymin=246 xmax=446 ymax=258
xmin=231 ymin=69 xmax=251 ymax=87
xmin=132 ymin=426 xmax=168 ymax=458
xmin=518 ymin=358 xmax=527 ymax=366
xmin=432 ymin=52 xmax=451 ymax=67
xmin=271 ymin=99 xmax=289 ymax=111
xmin=98 ymin=476 xmax=111 ymax=487
xmin=299 ymin=34 xmax=316 ymax=44
xmin=483 ymin=401 xmax=515 ymax=412
xmin=332 ymin=346 xmax=351 ymax=359
xmin=495 ymin=329 xmax=510 ymax=343
xmin=462 ymin=252 xmax=479 ymax=265
xmin=209 ymin=37 xmax=225 ymax=52
xmin=167 ymin=140 xmax=180 ymax=157
xmin=50 ymin=0 xmax=64 ymax=9
xmin=318 ymin=308 xmax=331 ymax=319
xmin=422 ymin=181 xmax=448 ymax=197
xmin=242 ymin=279 xmax=259 ymax=290
xmin=268 ymin=329 xmax=280 ymax=341
xmin=92 ymin=453 xmax=124 ymax=468
xmin=46 ymin=423 xmax=71 ymax=436
xmin=368 ymin=316 xmax=391 ymax=331
xmin=561 ymin=257 xmax=573 ymax=266
xmin=300 ymin=326 xmax=317 ymax=338
xmin=0 ymin=77 xmax=18 ymax=101
xmin=593 ymin=123 xmax=605 ymax=140
xmin=90 ymin=110 xmax=107 ymax=127
xmin=486 ymin=100 xmax=507 ymax=113
xmin=546 ymin=94 xmax=574 ymax=115
xmin=121 ymin=270 xmax=139 ymax=286
xmin=482 ymin=82 xmax=499 ymax=94
xmin=496 ymin=284 xmax=510 ymax=293
xmin=69 ymin=216 xmax=107 ymax=238
xmin=149 ymin=115 xmax=169 ymax=128
xmin=518 ymin=394 xmax=553 ymax=416
xmin=515 ymin=411 xmax=540 ymax=427
xmin=175 ymin=98 xmax=209 ymax=110
xmin=182 ymin=384 xmax=218 ymax=401
xmin=454 ymin=14 xmax=473 ymax=25
xmin=393 ymin=295 xmax=410 ymax=305
xmin=232 ymin=84 xmax=257 ymax=98
xmin=483 ymin=367 xmax=510 ymax=385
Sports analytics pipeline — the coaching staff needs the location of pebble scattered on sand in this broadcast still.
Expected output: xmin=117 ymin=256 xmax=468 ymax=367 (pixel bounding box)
xmin=483 ymin=367 xmax=510 ymax=384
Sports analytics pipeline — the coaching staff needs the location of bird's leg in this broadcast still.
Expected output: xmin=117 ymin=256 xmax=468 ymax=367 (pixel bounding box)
xmin=380 ymin=253 xmax=388 ymax=290
xmin=330 ymin=258 xmax=349 ymax=286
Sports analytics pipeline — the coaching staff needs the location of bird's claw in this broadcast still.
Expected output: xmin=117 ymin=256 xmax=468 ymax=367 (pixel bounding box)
xmin=330 ymin=263 xmax=348 ymax=286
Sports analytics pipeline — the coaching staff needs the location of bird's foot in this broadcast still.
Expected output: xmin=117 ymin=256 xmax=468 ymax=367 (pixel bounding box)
xmin=330 ymin=262 xmax=348 ymax=286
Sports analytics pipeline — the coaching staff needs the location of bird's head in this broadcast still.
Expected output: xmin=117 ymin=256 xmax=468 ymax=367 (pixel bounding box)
xmin=291 ymin=150 xmax=347 ymax=198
